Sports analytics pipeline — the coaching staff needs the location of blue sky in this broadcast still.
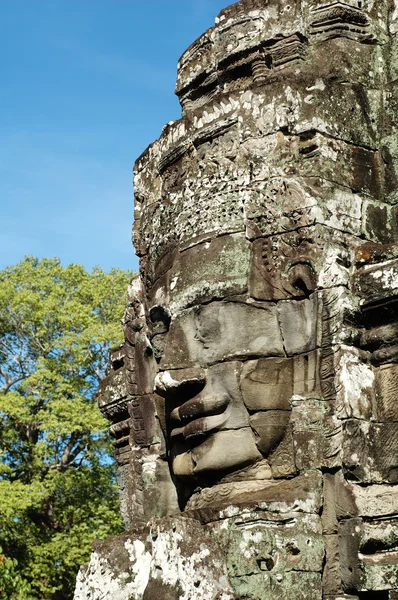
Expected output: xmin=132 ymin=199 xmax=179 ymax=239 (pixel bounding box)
xmin=1 ymin=0 xmax=232 ymax=273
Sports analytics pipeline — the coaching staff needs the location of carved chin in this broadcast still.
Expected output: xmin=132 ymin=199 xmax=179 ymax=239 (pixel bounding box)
xmin=173 ymin=428 xmax=262 ymax=478
xmin=172 ymin=452 xmax=195 ymax=478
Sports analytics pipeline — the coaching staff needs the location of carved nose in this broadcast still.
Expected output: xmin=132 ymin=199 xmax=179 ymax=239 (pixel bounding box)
xmin=154 ymin=367 xmax=206 ymax=398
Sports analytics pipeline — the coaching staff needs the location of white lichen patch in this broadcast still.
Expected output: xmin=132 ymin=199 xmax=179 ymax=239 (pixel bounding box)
xmin=319 ymin=143 xmax=338 ymax=161
xmin=153 ymin=285 xmax=168 ymax=306
xmin=369 ymin=266 xmax=398 ymax=292
xmin=318 ymin=246 xmax=350 ymax=288
xmin=306 ymin=79 xmax=326 ymax=92
xmin=258 ymin=493 xmax=320 ymax=515
xmin=141 ymin=454 xmax=159 ymax=481
xmin=125 ymin=540 xmax=152 ymax=596
xmin=74 ymin=551 xmax=145 ymax=600
xmin=239 ymin=530 xmax=264 ymax=558
xmin=154 ymin=370 xmax=179 ymax=393
xmin=337 ymin=351 xmax=374 ymax=419
xmin=148 ymin=528 xmax=231 ymax=600
xmin=75 ymin=529 xmax=235 ymax=600
xmin=219 ymin=505 xmax=241 ymax=519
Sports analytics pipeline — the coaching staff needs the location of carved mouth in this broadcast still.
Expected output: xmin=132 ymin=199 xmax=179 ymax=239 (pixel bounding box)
xmin=171 ymin=412 xmax=227 ymax=439
xmin=171 ymin=412 xmax=228 ymax=439
xmin=170 ymin=394 xmax=229 ymax=439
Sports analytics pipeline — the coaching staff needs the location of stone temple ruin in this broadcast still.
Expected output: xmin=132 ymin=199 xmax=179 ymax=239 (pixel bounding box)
xmin=74 ymin=0 xmax=398 ymax=598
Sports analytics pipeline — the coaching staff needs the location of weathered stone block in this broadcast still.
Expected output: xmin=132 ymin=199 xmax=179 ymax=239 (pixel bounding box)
xmin=335 ymin=347 xmax=375 ymax=420
xmin=339 ymin=517 xmax=363 ymax=592
xmin=350 ymin=483 xmax=398 ymax=519
xmin=361 ymin=553 xmax=398 ymax=592
xmin=226 ymin=513 xmax=324 ymax=578
xmin=323 ymin=534 xmax=341 ymax=595
xmin=250 ymin=410 xmax=291 ymax=455
xmin=362 ymin=199 xmax=395 ymax=244
xmin=161 ymin=301 xmax=285 ymax=369
xmin=169 ymin=233 xmax=250 ymax=314
xmin=75 ymin=517 xmax=235 ymax=600
xmin=374 ymin=364 xmax=398 ymax=421
xmin=186 ymin=471 xmax=323 ymax=513
xmin=277 ymin=294 xmax=320 ymax=355
xmin=240 ymin=351 xmax=320 ymax=408
xmin=342 ymin=420 xmax=398 ymax=483
xmin=322 ymin=474 xmax=338 ymax=535
xmin=241 ymin=357 xmax=294 ymax=411
xmin=353 ymin=259 xmax=398 ymax=306
xmin=292 ymin=398 xmax=342 ymax=470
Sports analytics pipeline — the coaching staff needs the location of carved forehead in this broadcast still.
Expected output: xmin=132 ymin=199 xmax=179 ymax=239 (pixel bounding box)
xmin=133 ymin=0 xmax=387 ymax=264
xmin=132 ymin=0 xmax=395 ymax=318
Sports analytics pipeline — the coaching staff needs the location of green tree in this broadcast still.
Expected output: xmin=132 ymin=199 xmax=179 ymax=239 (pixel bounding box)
xmin=0 ymin=257 xmax=132 ymax=599
xmin=0 ymin=546 xmax=35 ymax=600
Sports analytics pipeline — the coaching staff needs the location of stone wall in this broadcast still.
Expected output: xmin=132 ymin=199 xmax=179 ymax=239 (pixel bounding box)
xmin=75 ymin=1 xmax=398 ymax=598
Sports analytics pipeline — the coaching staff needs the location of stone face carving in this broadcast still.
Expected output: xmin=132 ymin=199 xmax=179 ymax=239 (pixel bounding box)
xmin=75 ymin=1 xmax=398 ymax=599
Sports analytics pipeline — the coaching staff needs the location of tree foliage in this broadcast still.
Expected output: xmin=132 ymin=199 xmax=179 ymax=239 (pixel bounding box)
xmin=0 ymin=257 xmax=131 ymax=599
xmin=0 ymin=547 xmax=35 ymax=600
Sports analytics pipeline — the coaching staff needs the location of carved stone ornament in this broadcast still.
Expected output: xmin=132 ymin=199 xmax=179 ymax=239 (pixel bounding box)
xmin=75 ymin=1 xmax=398 ymax=599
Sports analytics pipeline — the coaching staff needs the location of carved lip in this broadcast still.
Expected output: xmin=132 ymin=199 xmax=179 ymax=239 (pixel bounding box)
xmin=170 ymin=394 xmax=229 ymax=439
xmin=171 ymin=412 xmax=228 ymax=439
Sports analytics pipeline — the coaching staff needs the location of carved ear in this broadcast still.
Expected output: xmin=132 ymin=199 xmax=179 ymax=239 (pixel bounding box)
xmin=285 ymin=262 xmax=317 ymax=298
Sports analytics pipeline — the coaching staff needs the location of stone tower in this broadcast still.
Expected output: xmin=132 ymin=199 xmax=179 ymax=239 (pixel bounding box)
xmin=75 ymin=1 xmax=398 ymax=598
